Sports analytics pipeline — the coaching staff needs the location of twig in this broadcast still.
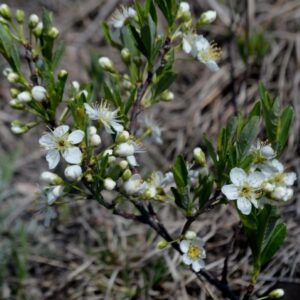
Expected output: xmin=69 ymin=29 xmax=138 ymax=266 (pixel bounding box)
xmin=129 ymin=37 xmax=171 ymax=134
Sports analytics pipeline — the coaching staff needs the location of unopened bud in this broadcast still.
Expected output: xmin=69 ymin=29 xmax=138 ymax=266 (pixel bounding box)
xmin=116 ymin=130 xmax=130 ymax=143
xmin=157 ymin=239 xmax=169 ymax=249
xmin=99 ymin=57 xmax=115 ymax=72
xmin=90 ymin=134 xmax=101 ymax=146
xmin=119 ymin=160 xmax=128 ymax=170
xmin=184 ymin=230 xmax=197 ymax=240
xmin=0 ymin=4 xmax=11 ymax=20
xmin=11 ymin=120 xmax=28 ymax=134
xmin=10 ymin=88 xmax=19 ymax=98
xmin=41 ymin=171 xmax=63 ymax=185
xmin=143 ymin=187 xmax=157 ymax=199
xmin=104 ymin=178 xmax=116 ymax=191
xmin=64 ymin=165 xmax=82 ymax=180
xmin=58 ymin=69 xmax=68 ymax=80
xmin=16 ymin=9 xmax=25 ymax=23
xmin=48 ymin=27 xmax=59 ymax=39
xmin=268 ymin=288 xmax=285 ymax=299
xmin=17 ymin=91 xmax=32 ymax=102
xmin=121 ymin=48 xmax=131 ymax=63
xmin=122 ymin=169 xmax=132 ymax=181
xmin=161 ymin=90 xmax=174 ymax=101
xmin=199 ymin=10 xmax=217 ymax=25
xmin=7 ymin=72 xmax=19 ymax=83
xmin=29 ymin=14 xmax=39 ymax=28
xmin=9 ymin=99 xmax=24 ymax=109
xmin=88 ymin=126 xmax=97 ymax=136
xmin=32 ymin=85 xmax=46 ymax=101
xmin=193 ymin=147 xmax=206 ymax=165
xmin=177 ymin=2 xmax=191 ymax=21
xmin=33 ymin=22 xmax=43 ymax=36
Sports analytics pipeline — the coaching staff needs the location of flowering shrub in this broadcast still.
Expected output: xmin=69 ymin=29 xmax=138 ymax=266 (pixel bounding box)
xmin=0 ymin=1 xmax=295 ymax=299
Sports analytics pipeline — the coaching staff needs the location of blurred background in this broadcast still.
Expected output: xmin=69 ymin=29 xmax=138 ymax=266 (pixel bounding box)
xmin=0 ymin=0 xmax=300 ymax=299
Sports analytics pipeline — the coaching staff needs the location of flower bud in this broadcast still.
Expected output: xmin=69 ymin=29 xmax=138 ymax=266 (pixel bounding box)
xmin=263 ymin=182 xmax=275 ymax=192
xmin=88 ymin=126 xmax=97 ymax=136
xmin=33 ymin=22 xmax=43 ymax=37
xmin=193 ymin=147 xmax=206 ymax=165
xmin=32 ymin=85 xmax=46 ymax=101
xmin=72 ymin=81 xmax=80 ymax=92
xmin=157 ymin=239 xmax=169 ymax=249
xmin=7 ymin=72 xmax=19 ymax=83
xmin=115 ymin=142 xmax=135 ymax=157
xmin=98 ymin=57 xmax=115 ymax=72
xmin=10 ymin=88 xmax=19 ymax=98
xmin=0 ymin=4 xmax=11 ymax=20
xmin=17 ymin=91 xmax=32 ymax=102
xmin=58 ymin=69 xmax=68 ymax=80
xmin=122 ymin=169 xmax=132 ymax=181
xmin=199 ymin=10 xmax=217 ymax=25
xmin=108 ymin=156 xmax=116 ymax=163
xmin=11 ymin=120 xmax=28 ymax=134
xmin=52 ymin=185 xmax=64 ymax=198
xmin=90 ymin=134 xmax=101 ymax=146
xmin=268 ymin=288 xmax=285 ymax=299
xmin=143 ymin=186 xmax=156 ymax=199
xmin=64 ymin=165 xmax=82 ymax=180
xmin=184 ymin=230 xmax=197 ymax=240
xmin=9 ymin=99 xmax=24 ymax=110
xmin=29 ymin=14 xmax=39 ymax=28
xmin=3 ymin=67 xmax=12 ymax=77
xmin=41 ymin=171 xmax=62 ymax=184
xmin=271 ymin=186 xmax=287 ymax=200
xmin=116 ymin=130 xmax=130 ymax=143
xmin=103 ymin=149 xmax=113 ymax=156
xmin=177 ymin=2 xmax=191 ymax=21
xmin=48 ymin=27 xmax=59 ymax=39
xmin=119 ymin=160 xmax=128 ymax=170
xmin=16 ymin=9 xmax=25 ymax=23
xmin=160 ymin=90 xmax=174 ymax=102
xmin=121 ymin=48 xmax=131 ymax=63
xmin=104 ymin=178 xmax=116 ymax=191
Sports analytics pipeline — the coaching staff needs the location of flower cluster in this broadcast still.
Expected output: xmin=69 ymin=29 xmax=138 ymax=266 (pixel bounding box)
xmin=222 ymin=142 xmax=297 ymax=215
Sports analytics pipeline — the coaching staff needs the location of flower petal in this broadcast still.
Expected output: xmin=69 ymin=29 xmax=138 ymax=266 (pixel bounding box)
xmin=182 ymin=253 xmax=192 ymax=265
xmin=46 ymin=149 xmax=60 ymax=169
xmin=127 ymin=155 xmax=138 ymax=166
xmin=230 ymin=168 xmax=247 ymax=186
xmin=237 ymin=198 xmax=252 ymax=215
xmin=111 ymin=121 xmax=124 ymax=133
xmin=68 ymin=130 xmax=84 ymax=144
xmin=62 ymin=147 xmax=82 ymax=164
xmin=179 ymin=240 xmax=190 ymax=253
xmin=221 ymin=184 xmax=239 ymax=200
xmin=206 ymin=60 xmax=219 ymax=72
xmin=39 ymin=133 xmax=55 ymax=149
xmin=84 ymin=103 xmax=99 ymax=120
xmin=53 ymin=125 xmax=69 ymax=137
xmin=192 ymin=260 xmax=205 ymax=272
xmin=270 ymin=159 xmax=284 ymax=172
xmin=248 ymin=171 xmax=265 ymax=188
xmin=284 ymin=172 xmax=297 ymax=186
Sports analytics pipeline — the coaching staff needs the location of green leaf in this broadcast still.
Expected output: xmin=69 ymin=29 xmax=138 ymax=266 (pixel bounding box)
xmin=277 ymin=106 xmax=293 ymax=153
xmin=198 ymin=177 xmax=214 ymax=209
xmin=153 ymin=71 xmax=177 ymax=98
xmin=172 ymin=155 xmax=188 ymax=188
xmin=102 ymin=23 xmax=122 ymax=49
xmin=52 ymin=42 xmax=65 ymax=70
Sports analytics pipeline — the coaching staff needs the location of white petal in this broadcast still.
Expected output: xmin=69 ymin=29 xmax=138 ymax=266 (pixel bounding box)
xmin=230 ymin=168 xmax=247 ymax=186
xmin=39 ymin=133 xmax=55 ymax=149
xmin=182 ymin=253 xmax=192 ymax=265
xmin=221 ymin=184 xmax=239 ymax=200
xmin=84 ymin=103 xmax=99 ymax=120
xmin=53 ymin=125 xmax=69 ymax=137
xmin=47 ymin=190 xmax=57 ymax=205
xmin=62 ymin=147 xmax=82 ymax=164
xmin=183 ymin=38 xmax=192 ymax=54
xmin=127 ymin=155 xmax=138 ymax=166
xmin=111 ymin=121 xmax=124 ymax=133
xmin=68 ymin=130 xmax=84 ymax=144
xmin=192 ymin=260 xmax=205 ymax=272
xmin=284 ymin=172 xmax=296 ymax=186
xmin=206 ymin=60 xmax=219 ymax=72
xmin=179 ymin=240 xmax=190 ymax=253
xmin=250 ymin=198 xmax=259 ymax=208
xmin=46 ymin=149 xmax=60 ymax=169
xmin=271 ymin=159 xmax=284 ymax=172
xmin=248 ymin=171 xmax=265 ymax=188
xmin=237 ymin=198 xmax=252 ymax=215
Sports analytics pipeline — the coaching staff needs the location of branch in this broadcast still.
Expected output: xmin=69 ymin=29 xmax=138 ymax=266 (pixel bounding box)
xmin=129 ymin=37 xmax=171 ymax=134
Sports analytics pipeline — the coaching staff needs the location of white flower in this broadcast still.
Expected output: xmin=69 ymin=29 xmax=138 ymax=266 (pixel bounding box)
xmin=39 ymin=125 xmax=84 ymax=169
xmin=221 ymin=168 xmax=265 ymax=215
xmin=84 ymin=102 xmax=124 ymax=134
xmin=104 ymin=178 xmax=116 ymax=190
xmin=46 ymin=185 xmax=64 ymax=205
xmin=179 ymin=2 xmax=190 ymax=14
xmin=115 ymin=142 xmax=135 ymax=157
xmin=250 ymin=141 xmax=276 ymax=168
xmin=17 ymin=91 xmax=32 ymax=102
xmin=123 ymin=174 xmax=147 ymax=195
xmin=143 ymin=116 xmax=164 ymax=145
xmin=32 ymin=85 xmax=46 ymax=101
xmin=180 ymin=238 xmax=206 ymax=272
xmin=109 ymin=6 xmax=136 ymax=28
xmin=64 ymin=165 xmax=82 ymax=180
xmin=184 ymin=231 xmax=197 ymax=240
xmin=200 ymin=10 xmax=217 ymax=24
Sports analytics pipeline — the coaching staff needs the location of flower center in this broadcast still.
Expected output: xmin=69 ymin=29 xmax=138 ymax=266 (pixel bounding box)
xmin=55 ymin=137 xmax=69 ymax=150
xmin=273 ymin=173 xmax=284 ymax=185
xmin=239 ymin=185 xmax=253 ymax=198
xmin=198 ymin=43 xmax=221 ymax=61
xmin=188 ymin=245 xmax=201 ymax=260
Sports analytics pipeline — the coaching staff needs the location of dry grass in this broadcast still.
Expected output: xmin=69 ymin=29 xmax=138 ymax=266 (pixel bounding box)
xmin=0 ymin=0 xmax=300 ymax=299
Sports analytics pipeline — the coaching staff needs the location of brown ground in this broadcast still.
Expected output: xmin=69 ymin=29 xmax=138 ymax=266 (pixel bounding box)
xmin=0 ymin=0 xmax=300 ymax=299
